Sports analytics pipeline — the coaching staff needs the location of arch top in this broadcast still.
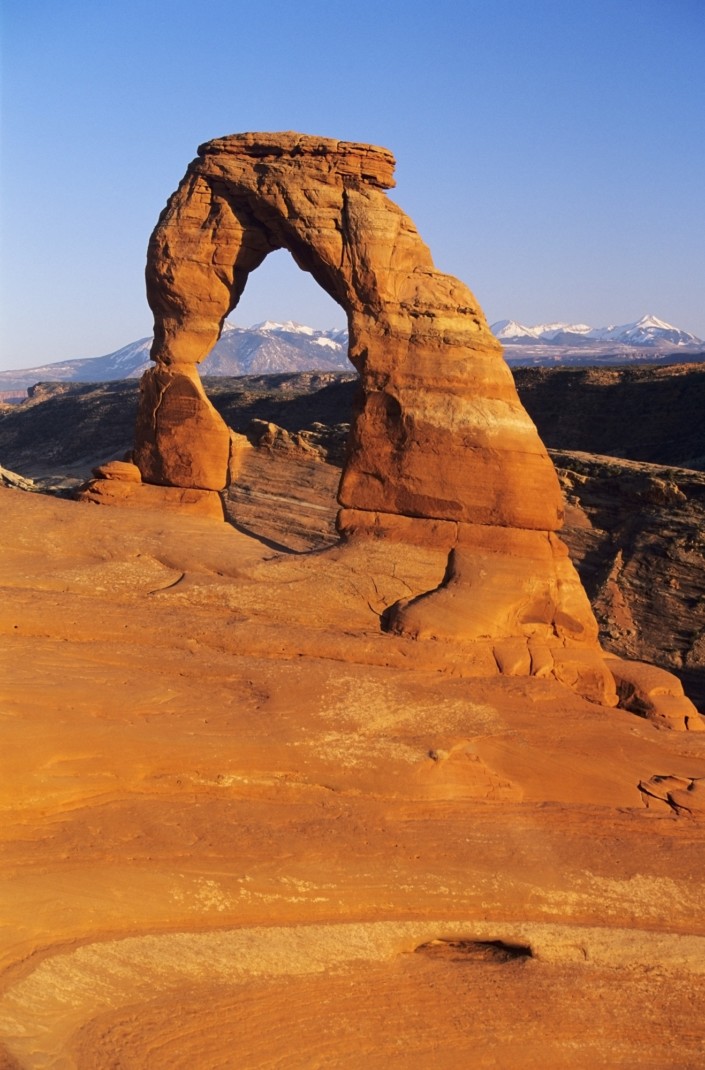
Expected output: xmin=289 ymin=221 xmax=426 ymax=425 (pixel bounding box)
xmin=197 ymin=131 xmax=397 ymax=190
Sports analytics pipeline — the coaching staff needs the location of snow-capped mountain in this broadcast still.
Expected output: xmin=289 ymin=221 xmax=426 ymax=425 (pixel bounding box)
xmin=195 ymin=321 xmax=349 ymax=376
xmin=1 ymin=315 xmax=702 ymax=398
xmin=0 ymin=322 xmax=350 ymax=394
xmin=491 ymin=320 xmax=591 ymax=341
xmin=491 ymin=315 xmax=701 ymax=348
xmin=0 ymin=337 xmax=155 ymax=393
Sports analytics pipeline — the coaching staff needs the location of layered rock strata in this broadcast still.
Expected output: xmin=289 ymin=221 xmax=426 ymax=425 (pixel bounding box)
xmin=80 ymin=133 xmax=655 ymax=704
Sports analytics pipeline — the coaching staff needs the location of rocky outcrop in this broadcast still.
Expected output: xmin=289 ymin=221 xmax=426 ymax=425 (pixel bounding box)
xmin=81 ymin=133 xmax=648 ymax=702
xmin=607 ymin=657 xmax=705 ymax=732
xmin=0 ymin=464 xmax=36 ymax=491
xmin=555 ymin=450 xmax=705 ymax=708
xmin=78 ymin=475 xmax=225 ymax=519
xmin=137 ymin=135 xmax=600 ymax=681
xmin=134 ymin=133 xmax=562 ymax=519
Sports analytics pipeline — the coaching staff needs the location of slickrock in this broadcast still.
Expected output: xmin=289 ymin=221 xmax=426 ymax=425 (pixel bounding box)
xmin=91 ymin=459 xmax=142 ymax=482
xmin=3 ymin=486 xmax=705 ymax=1068
xmin=77 ymin=477 xmax=225 ymax=519
xmin=86 ymin=131 xmax=613 ymax=699
xmin=607 ymin=657 xmax=705 ymax=732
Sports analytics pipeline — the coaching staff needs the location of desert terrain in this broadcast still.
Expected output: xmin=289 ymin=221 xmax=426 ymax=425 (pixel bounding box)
xmin=2 ymin=362 xmax=705 ymax=1068
xmin=3 ymin=363 xmax=704 ymax=702
xmin=2 ymin=128 xmax=705 ymax=1068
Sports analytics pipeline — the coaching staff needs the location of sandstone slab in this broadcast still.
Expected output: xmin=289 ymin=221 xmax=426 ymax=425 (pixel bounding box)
xmin=78 ymin=477 xmax=225 ymax=519
xmin=3 ymin=488 xmax=705 ymax=1068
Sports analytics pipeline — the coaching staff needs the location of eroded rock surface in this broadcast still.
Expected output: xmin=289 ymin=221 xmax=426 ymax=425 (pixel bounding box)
xmin=82 ymin=131 xmax=610 ymax=696
xmin=141 ymin=132 xmax=561 ymax=527
xmin=5 ymin=369 xmax=703 ymax=713
xmin=555 ymin=450 xmax=705 ymax=708
xmin=3 ymin=487 xmax=705 ymax=1068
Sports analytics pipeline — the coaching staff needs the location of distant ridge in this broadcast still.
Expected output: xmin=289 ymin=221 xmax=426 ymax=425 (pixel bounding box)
xmin=491 ymin=314 xmax=700 ymax=348
xmin=0 ymin=322 xmax=350 ymax=395
xmin=491 ymin=314 xmax=704 ymax=367
xmin=1 ymin=315 xmax=702 ymax=396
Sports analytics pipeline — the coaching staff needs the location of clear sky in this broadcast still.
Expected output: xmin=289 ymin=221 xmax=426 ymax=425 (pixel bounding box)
xmin=1 ymin=0 xmax=704 ymax=370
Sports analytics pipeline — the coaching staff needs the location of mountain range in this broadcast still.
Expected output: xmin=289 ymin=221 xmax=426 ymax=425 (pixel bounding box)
xmin=1 ymin=315 xmax=702 ymax=398
xmin=491 ymin=314 xmax=700 ymax=347
xmin=0 ymin=322 xmax=350 ymax=398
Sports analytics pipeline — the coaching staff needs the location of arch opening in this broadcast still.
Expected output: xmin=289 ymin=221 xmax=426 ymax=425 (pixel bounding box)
xmin=223 ymin=248 xmax=348 ymax=337
xmin=209 ymin=247 xmax=360 ymax=552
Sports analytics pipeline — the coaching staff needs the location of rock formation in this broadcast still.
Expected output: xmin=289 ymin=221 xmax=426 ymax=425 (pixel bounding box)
xmin=4 ymin=484 xmax=705 ymax=1068
xmin=78 ymin=132 xmax=699 ymax=712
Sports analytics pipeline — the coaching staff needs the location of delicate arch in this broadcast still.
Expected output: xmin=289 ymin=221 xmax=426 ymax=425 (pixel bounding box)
xmin=138 ymin=131 xmax=563 ymax=532
xmin=80 ymin=131 xmax=700 ymax=710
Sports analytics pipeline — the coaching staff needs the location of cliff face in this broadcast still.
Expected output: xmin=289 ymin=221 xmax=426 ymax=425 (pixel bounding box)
xmin=514 ymin=363 xmax=705 ymax=470
xmin=554 ymin=451 xmax=705 ymax=706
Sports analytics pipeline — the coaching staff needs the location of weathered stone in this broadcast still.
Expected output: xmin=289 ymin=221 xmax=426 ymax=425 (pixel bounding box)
xmin=527 ymin=638 xmax=555 ymax=679
xmin=227 ymin=429 xmax=251 ymax=485
xmin=386 ymin=524 xmax=597 ymax=645
xmin=606 ymin=657 xmax=705 ymax=730
xmin=143 ymin=131 xmax=562 ymax=529
xmin=336 ymin=507 xmax=459 ymax=548
xmin=0 ymin=464 xmax=36 ymax=491
xmin=122 ymin=132 xmax=604 ymax=696
xmin=7 ymin=486 xmax=705 ymax=1067
xmin=639 ymin=774 xmax=705 ymax=812
xmin=78 ymin=477 xmax=224 ymax=519
xmin=91 ymin=460 xmax=142 ymax=482
xmin=493 ymin=638 xmax=533 ymax=677
xmin=552 ymin=648 xmax=619 ymax=707
xmin=133 ymin=366 xmax=231 ymax=491
xmin=246 ymin=419 xmax=324 ymax=460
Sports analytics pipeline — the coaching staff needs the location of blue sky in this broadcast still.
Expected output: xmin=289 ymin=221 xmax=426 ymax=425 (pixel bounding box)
xmin=1 ymin=0 xmax=704 ymax=369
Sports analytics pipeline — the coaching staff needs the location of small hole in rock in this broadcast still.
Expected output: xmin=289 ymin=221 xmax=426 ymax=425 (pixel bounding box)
xmin=414 ymin=939 xmax=532 ymax=963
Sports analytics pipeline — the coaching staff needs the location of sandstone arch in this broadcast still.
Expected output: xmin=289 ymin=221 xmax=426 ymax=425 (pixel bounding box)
xmin=83 ymin=132 xmax=615 ymax=700
xmin=138 ymin=132 xmax=563 ymax=533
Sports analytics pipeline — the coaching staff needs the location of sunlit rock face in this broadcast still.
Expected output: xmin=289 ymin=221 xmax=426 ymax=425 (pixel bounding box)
xmin=104 ymin=132 xmax=622 ymax=698
xmin=141 ymin=132 xmax=562 ymax=526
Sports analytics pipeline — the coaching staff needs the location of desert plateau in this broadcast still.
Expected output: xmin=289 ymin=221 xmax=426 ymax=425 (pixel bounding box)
xmin=2 ymin=132 xmax=705 ymax=1069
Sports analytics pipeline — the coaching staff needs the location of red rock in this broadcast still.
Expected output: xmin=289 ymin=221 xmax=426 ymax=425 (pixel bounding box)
xmin=99 ymin=133 xmax=632 ymax=701
xmin=4 ymin=487 xmax=705 ymax=1068
xmin=77 ymin=477 xmax=225 ymax=519
xmin=133 ymin=366 xmax=231 ymax=491
xmin=607 ymin=656 xmax=705 ymax=731
xmin=143 ymin=132 xmax=562 ymax=530
xmin=91 ymin=460 xmax=142 ymax=482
